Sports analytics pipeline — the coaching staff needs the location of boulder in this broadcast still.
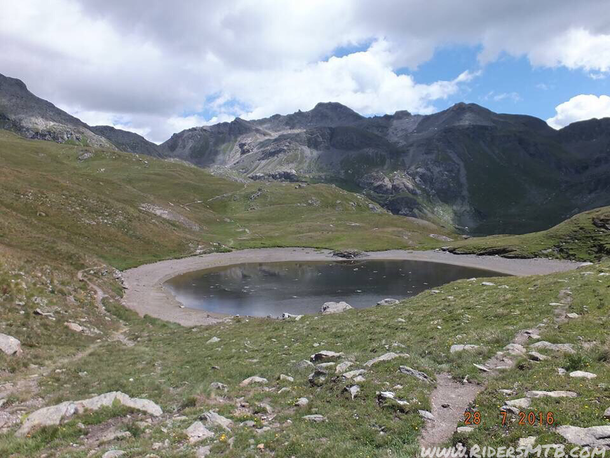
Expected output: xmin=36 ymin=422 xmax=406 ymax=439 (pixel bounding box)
xmin=604 ymin=407 xmax=610 ymax=419
xmin=419 ymin=410 xmax=435 ymax=421
xmin=556 ymin=425 xmax=610 ymax=449
xmin=0 ymin=333 xmax=22 ymax=356
xmin=335 ymin=361 xmax=353 ymax=374
xmin=279 ymin=374 xmax=294 ymax=382
xmin=342 ymin=369 xmax=366 ymax=380
xmin=295 ymin=397 xmax=309 ymax=407
xmin=295 ymin=359 xmax=315 ymax=371
xmin=504 ymin=343 xmax=527 ymax=356
xmin=505 ymin=398 xmax=531 ymax=409
xmin=17 ymin=392 xmax=162 ymax=436
xmin=65 ymin=322 xmax=83 ymax=333
xmin=186 ymin=421 xmax=214 ymax=443
xmin=206 ymin=337 xmax=220 ymax=344
xmin=320 ymin=301 xmax=353 ymax=314
xmin=527 ymin=351 xmax=549 ymax=361
xmin=102 ymin=452 xmax=126 ymax=458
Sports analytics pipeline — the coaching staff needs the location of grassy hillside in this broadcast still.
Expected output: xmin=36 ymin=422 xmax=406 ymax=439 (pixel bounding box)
xmin=0 ymin=130 xmax=608 ymax=457
xmin=0 ymin=130 xmax=452 ymax=270
xmin=448 ymin=206 xmax=610 ymax=262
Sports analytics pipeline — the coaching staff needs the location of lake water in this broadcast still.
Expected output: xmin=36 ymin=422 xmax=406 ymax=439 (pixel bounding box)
xmin=164 ymin=260 xmax=503 ymax=317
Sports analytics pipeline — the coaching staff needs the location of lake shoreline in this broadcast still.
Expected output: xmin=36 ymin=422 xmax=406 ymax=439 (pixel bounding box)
xmin=122 ymin=248 xmax=581 ymax=327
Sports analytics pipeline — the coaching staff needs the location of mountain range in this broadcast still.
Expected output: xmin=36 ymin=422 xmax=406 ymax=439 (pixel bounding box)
xmin=1 ymin=72 xmax=609 ymax=235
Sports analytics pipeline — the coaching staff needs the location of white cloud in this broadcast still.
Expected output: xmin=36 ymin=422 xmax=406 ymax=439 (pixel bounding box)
xmin=1 ymin=0 xmax=610 ymax=142
xmin=547 ymin=95 xmax=610 ymax=129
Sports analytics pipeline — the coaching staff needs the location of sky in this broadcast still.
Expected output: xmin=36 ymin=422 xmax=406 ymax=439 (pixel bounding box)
xmin=1 ymin=0 xmax=610 ymax=143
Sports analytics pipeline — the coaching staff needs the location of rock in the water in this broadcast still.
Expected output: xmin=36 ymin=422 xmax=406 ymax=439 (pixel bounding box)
xmin=377 ymin=298 xmax=400 ymax=306
xmin=556 ymin=425 xmax=610 ymax=448
xmin=239 ymin=376 xmax=268 ymax=387
xmin=526 ymin=390 xmax=577 ymax=398
xmin=295 ymin=397 xmax=309 ymax=407
xmin=320 ymin=301 xmax=353 ymax=314
xmin=201 ymin=411 xmax=233 ymax=430
xmin=303 ymin=414 xmax=326 ymax=422
xmin=186 ymin=421 xmax=214 ymax=443
xmin=570 ymin=370 xmax=597 ymax=379
xmin=530 ymin=341 xmax=575 ymax=354
xmin=399 ymin=366 xmax=432 ymax=383
xmin=17 ymin=391 xmax=162 ymax=436
xmin=419 ymin=410 xmax=435 ymax=421
xmin=450 ymin=344 xmax=479 ymax=353
xmin=364 ymin=352 xmax=407 ymax=367
xmin=505 ymin=398 xmax=531 ymax=409
xmin=0 ymin=333 xmax=22 ymax=356
xmin=310 ymin=350 xmax=344 ymax=362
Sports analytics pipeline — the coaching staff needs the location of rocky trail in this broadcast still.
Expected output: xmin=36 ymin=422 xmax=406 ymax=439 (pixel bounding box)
xmin=420 ymin=288 xmax=575 ymax=450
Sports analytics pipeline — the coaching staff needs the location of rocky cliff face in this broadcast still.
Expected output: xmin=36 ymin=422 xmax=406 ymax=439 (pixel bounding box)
xmin=160 ymin=102 xmax=610 ymax=234
xmin=89 ymin=125 xmax=162 ymax=157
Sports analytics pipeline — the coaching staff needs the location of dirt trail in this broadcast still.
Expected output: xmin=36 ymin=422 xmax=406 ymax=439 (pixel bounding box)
xmin=420 ymin=289 xmax=573 ymax=450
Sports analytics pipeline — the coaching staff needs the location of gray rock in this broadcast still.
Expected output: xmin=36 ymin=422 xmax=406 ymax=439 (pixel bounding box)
xmin=303 ymin=414 xmax=326 ymax=422
xmin=335 ymin=361 xmax=353 ymax=374
xmin=210 ymin=382 xmax=228 ymax=391
xmin=280 ymin=313 xmax=303 ymax=320
xmin=353 ymin=375 xmax=366 ymax=383
xmin=364 ymin=352 xmax=407 ymax=367
xmin=377 ymin=391 xmax=410 ymax=406
xmin=0 ymin=333 xmax=22 ymax=356
xmin=342 ymin=369 xmax=366 ymax=380
xmin=206 ymin=336 xmax=220 ymax=344
xmin=457 ymin=426 xmax=474 ymax=434
xmin=17 ymin=391 xmax=162 ymax=436
xmin=279 ymin=374 xmax=294 ymax=382
xmin=196 ymin=446 xmax=212 ymax=457
xmin=566 ymin=313 xmax=580 ymax=319
xmin=399 ymin=366 xmax=432 ymax=383
xmin=505 ymin=398 xmax=531 ymax=409
xmin=65 ymin=322 xmax=83 ymax=333
xmin=344 ymin=385 xmax=360 ymax=400
xmin=186 ymin=421 xmax=214 ymax=443
xmin=604 ymin=407 xmax=610 ymax=419
xmin=450 ymin=344 xmax=479 ymax=353
xmin=239 ymin=376 xmax=268 ymax=387
xmin=504 ymin=343 xmax=527 ymax=355
xmin=419 ymin=410 xmax=435 ymax=421
xmin=308 ymin=370 xmax=328 ymax=386
xmin=526 ymin=390 xmax=577 ymax=398
xmin=295 ymin=397 xmax=309 ymax=407
xmin=517 ymin=437 xmax=537 ymax=449
xmin=473 ymin=363 xmax=490 ymax=372
xmin=377 ymin=298 xmax=400 ymax=306
xmin=528 ymin=351 xmax=549 ymax=361
xmin=102 ymin=452 xmax=126 ymax=458
xmin=320 ymin=301 xmax=353 ymax=314
xmin=295 ymin=359 xmax=315 ymax=371
xmin=530 ymin=341 xmax=575 ymax=354
xmin=556 ymin=425 xmax=610 ymax=448
xmin=570 ymin=370 xmax=597 ymax=379
xmin=310 ymin=350 xmax=344 ymax=362
xmin=201 ymin=411 xmax=233 ymax=430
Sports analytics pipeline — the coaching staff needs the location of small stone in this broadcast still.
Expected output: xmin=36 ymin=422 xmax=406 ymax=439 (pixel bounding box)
xmin=526 ymin=391 xmax=577 ymax=398
xmin=518 ymin=437 xmax=537 ymax=449
xmin=239 ymin=376 xmax=268 ymax=387
xmin=528 ymin=351 xmax=549 ymax=361
xmin=604 ymin=407 xmax=610 ymax=419
xmin=399 ymin=366 xmax=432 ymax=383
xmin=320 ymin=301 xmax=353 ymax=314
xmin=310 ymin=351 xmax=344 ymax=362
xmin=504 ymin=343 xmax=526 ymax=355
xmin=200 ymin=411 xmax=233 ymax=430
xmin=295 ymin=397 xmax=309 ymax=407
xmin=353 ymin=375 xmax=366 ymax=383
xmin=279 ymin=374 xmax=294 ymax=382
xmin=0 ymin=333 xmax=22 ymax=356
xmin=65 ymin=322 xmax=83 ymax=333
xmin=530 ymin=341 xmax=575 ymax=354
xmin=295 ymin=360 xmax=315 ymax=371
xmin=450 ymin=344 xmax=479 ymax=353
xmin=186 ymin=421 xmax=214 ymax=444
xmin=364 ymin=352 xmax=407 ymax=367
xmin=558 ymin=368 xmax=567 ymax=375
xmin=315 ymin=362 xmax=336 ymax=370
xmin=556 ymin=425 xmax=610 ymax=448
xmin=566 ymin=313 xmax=580 ymax=319
xmin=473 ymin=364 xmax=490 ymax=372
xmin=481 ymin=282 xmax=495 ymax=286
xmin=343 ymin=385 xmax=360 ymax=400
xmin=308 ymin=370 xmax=327 ymax=386
xmin=196 ymin=446 xmax=211 ymax=457
xmin=206 ymin=337 xmax=220 ymax=344
xmin=569 ymin=371 xmax=597 ymax=379
xmin=102 ymin=452 xmax=125 ymax=458
xmin=342 ymin=369 xmax=366 ymax=380
xmin=303 ymin=415 xmax=326 ymax=422
xmin=419 ymin=410 xmax=435 ymax=421
xmin=377 ymin=298 xmax=399 ymax=306
xmin=210 ymin=382 xmax=228 ymax=391
xmin=335 ymin=361 xmax=353 ymax=374
xmin=505 ymin=398 xmax=531 ymax=409
xmin=457 ymin=426 xmax=474 ymax=434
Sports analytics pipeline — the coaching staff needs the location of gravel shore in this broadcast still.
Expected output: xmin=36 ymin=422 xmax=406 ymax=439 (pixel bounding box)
xmin=122 ymin=248 xmax=581 ymax=326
